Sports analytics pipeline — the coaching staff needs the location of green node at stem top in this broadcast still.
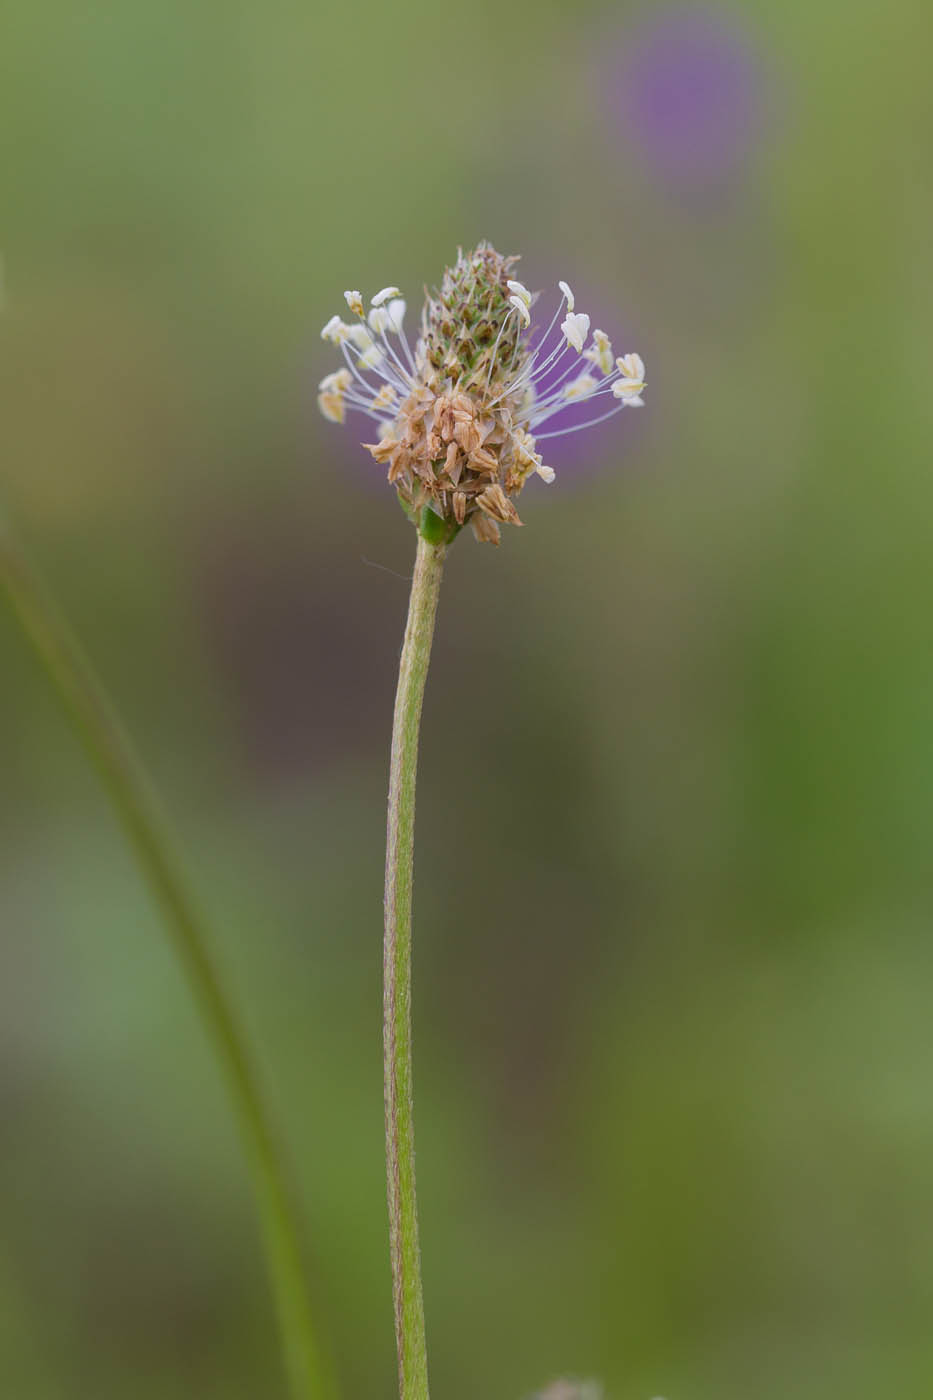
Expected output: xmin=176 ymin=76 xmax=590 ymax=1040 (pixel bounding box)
xmin=417 ymin=506 xmax=461 ymax=547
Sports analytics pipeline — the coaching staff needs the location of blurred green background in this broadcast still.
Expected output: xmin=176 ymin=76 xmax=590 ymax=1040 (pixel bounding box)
xmin=2 ymin=1 xmax=933 ymax=1397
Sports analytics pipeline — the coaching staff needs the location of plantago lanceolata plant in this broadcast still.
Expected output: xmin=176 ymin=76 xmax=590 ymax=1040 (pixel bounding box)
xmin=319 ymin=242 xmax=647 ymax=1400
xmin=320 ymin=241 xmax=645 ymax=548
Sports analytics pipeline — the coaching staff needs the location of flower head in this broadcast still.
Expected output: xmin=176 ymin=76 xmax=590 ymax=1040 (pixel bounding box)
xmin=317 ymin=242 xmax=646 ymax=544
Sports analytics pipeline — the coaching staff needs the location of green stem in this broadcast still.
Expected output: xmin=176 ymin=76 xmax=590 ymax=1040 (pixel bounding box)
xmin=384 ymin=530 xmax=445 ymax=1400
xmin=0 ymin=517 xmax=331 ymax=1400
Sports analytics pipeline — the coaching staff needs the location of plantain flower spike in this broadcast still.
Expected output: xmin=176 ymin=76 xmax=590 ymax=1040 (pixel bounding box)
xmin=317 ymin=242 xmax=646 ymax=544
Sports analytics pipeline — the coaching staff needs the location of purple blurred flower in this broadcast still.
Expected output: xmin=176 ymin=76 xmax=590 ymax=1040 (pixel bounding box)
xmin=604 ymin=8 xmax=766 ymax=191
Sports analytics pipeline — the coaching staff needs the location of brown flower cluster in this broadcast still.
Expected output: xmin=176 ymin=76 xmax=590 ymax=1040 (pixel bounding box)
xmin=365 ymin=381 xmax=542 ymax=545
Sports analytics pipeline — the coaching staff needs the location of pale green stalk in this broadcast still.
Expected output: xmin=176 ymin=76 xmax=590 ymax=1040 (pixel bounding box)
xmin=0 ymin=516 xmax=331 ymax=1400
xmin=384 ymin=529 xmax=446 ymax=1400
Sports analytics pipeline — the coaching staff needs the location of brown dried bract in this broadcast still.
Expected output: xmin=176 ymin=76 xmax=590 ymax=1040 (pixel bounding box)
xmin=476 ymin=482 xmax=522 ymax=525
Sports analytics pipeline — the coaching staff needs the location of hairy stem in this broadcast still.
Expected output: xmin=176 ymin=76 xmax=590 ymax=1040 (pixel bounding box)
xmin=384 ymin=530 xmax=446 ymax=1400
xmin=0 ymin=518 xmax=331 ymax=1400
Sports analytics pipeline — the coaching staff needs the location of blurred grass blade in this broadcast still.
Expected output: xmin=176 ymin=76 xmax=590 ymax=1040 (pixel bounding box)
xmin=0 ymin=514 xmax=334 ymax=1400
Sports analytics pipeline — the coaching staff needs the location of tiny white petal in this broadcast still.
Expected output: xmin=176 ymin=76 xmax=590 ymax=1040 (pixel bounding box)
xmin=371 ymin=286 xmax=402 ymax=306
xmin=512 ymin=428 xmax=540 ymax=468
xmin=584 ymin=329 xmax=614 ymax=376
xmin=561 ymin=312 xmax=590 ymax=353
xmin=506 ymin=279 xmax=531 ymax=306
xmin=359 ymin=344 xmax=385 ymax=371
xmin=509 ymin=294 xmax=531 ymax=327
xmin=612 ymin=378 xmax=645 ymax=402
xmin=612 ymin=353 xmax=646 ymax=402
xmin=563 ymin=372 xmax=599 ymax=400
xmin=317 ymin=390 xmax=346 ymax=424
xmin=321 ymin=315 xmax=349 ymax=344
xmin=386 ymin=298 xmax=406 ymax=333
xmin=535 ymin=462 xmax=556 ymax=483
xmin=344 ymin=289 xmax=364 ymax=317
xmin=318 ymin=368 xmax=351 ymax=393
xmin=347 ymin=324 xmax=374 ymax=351
xmin=558 ymin=280 xmax=575 ymax=311
xmin=616 ymin=352 xmax=645 ymax=381
xmin=368 ymin=306 xmax=389 ymax=334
